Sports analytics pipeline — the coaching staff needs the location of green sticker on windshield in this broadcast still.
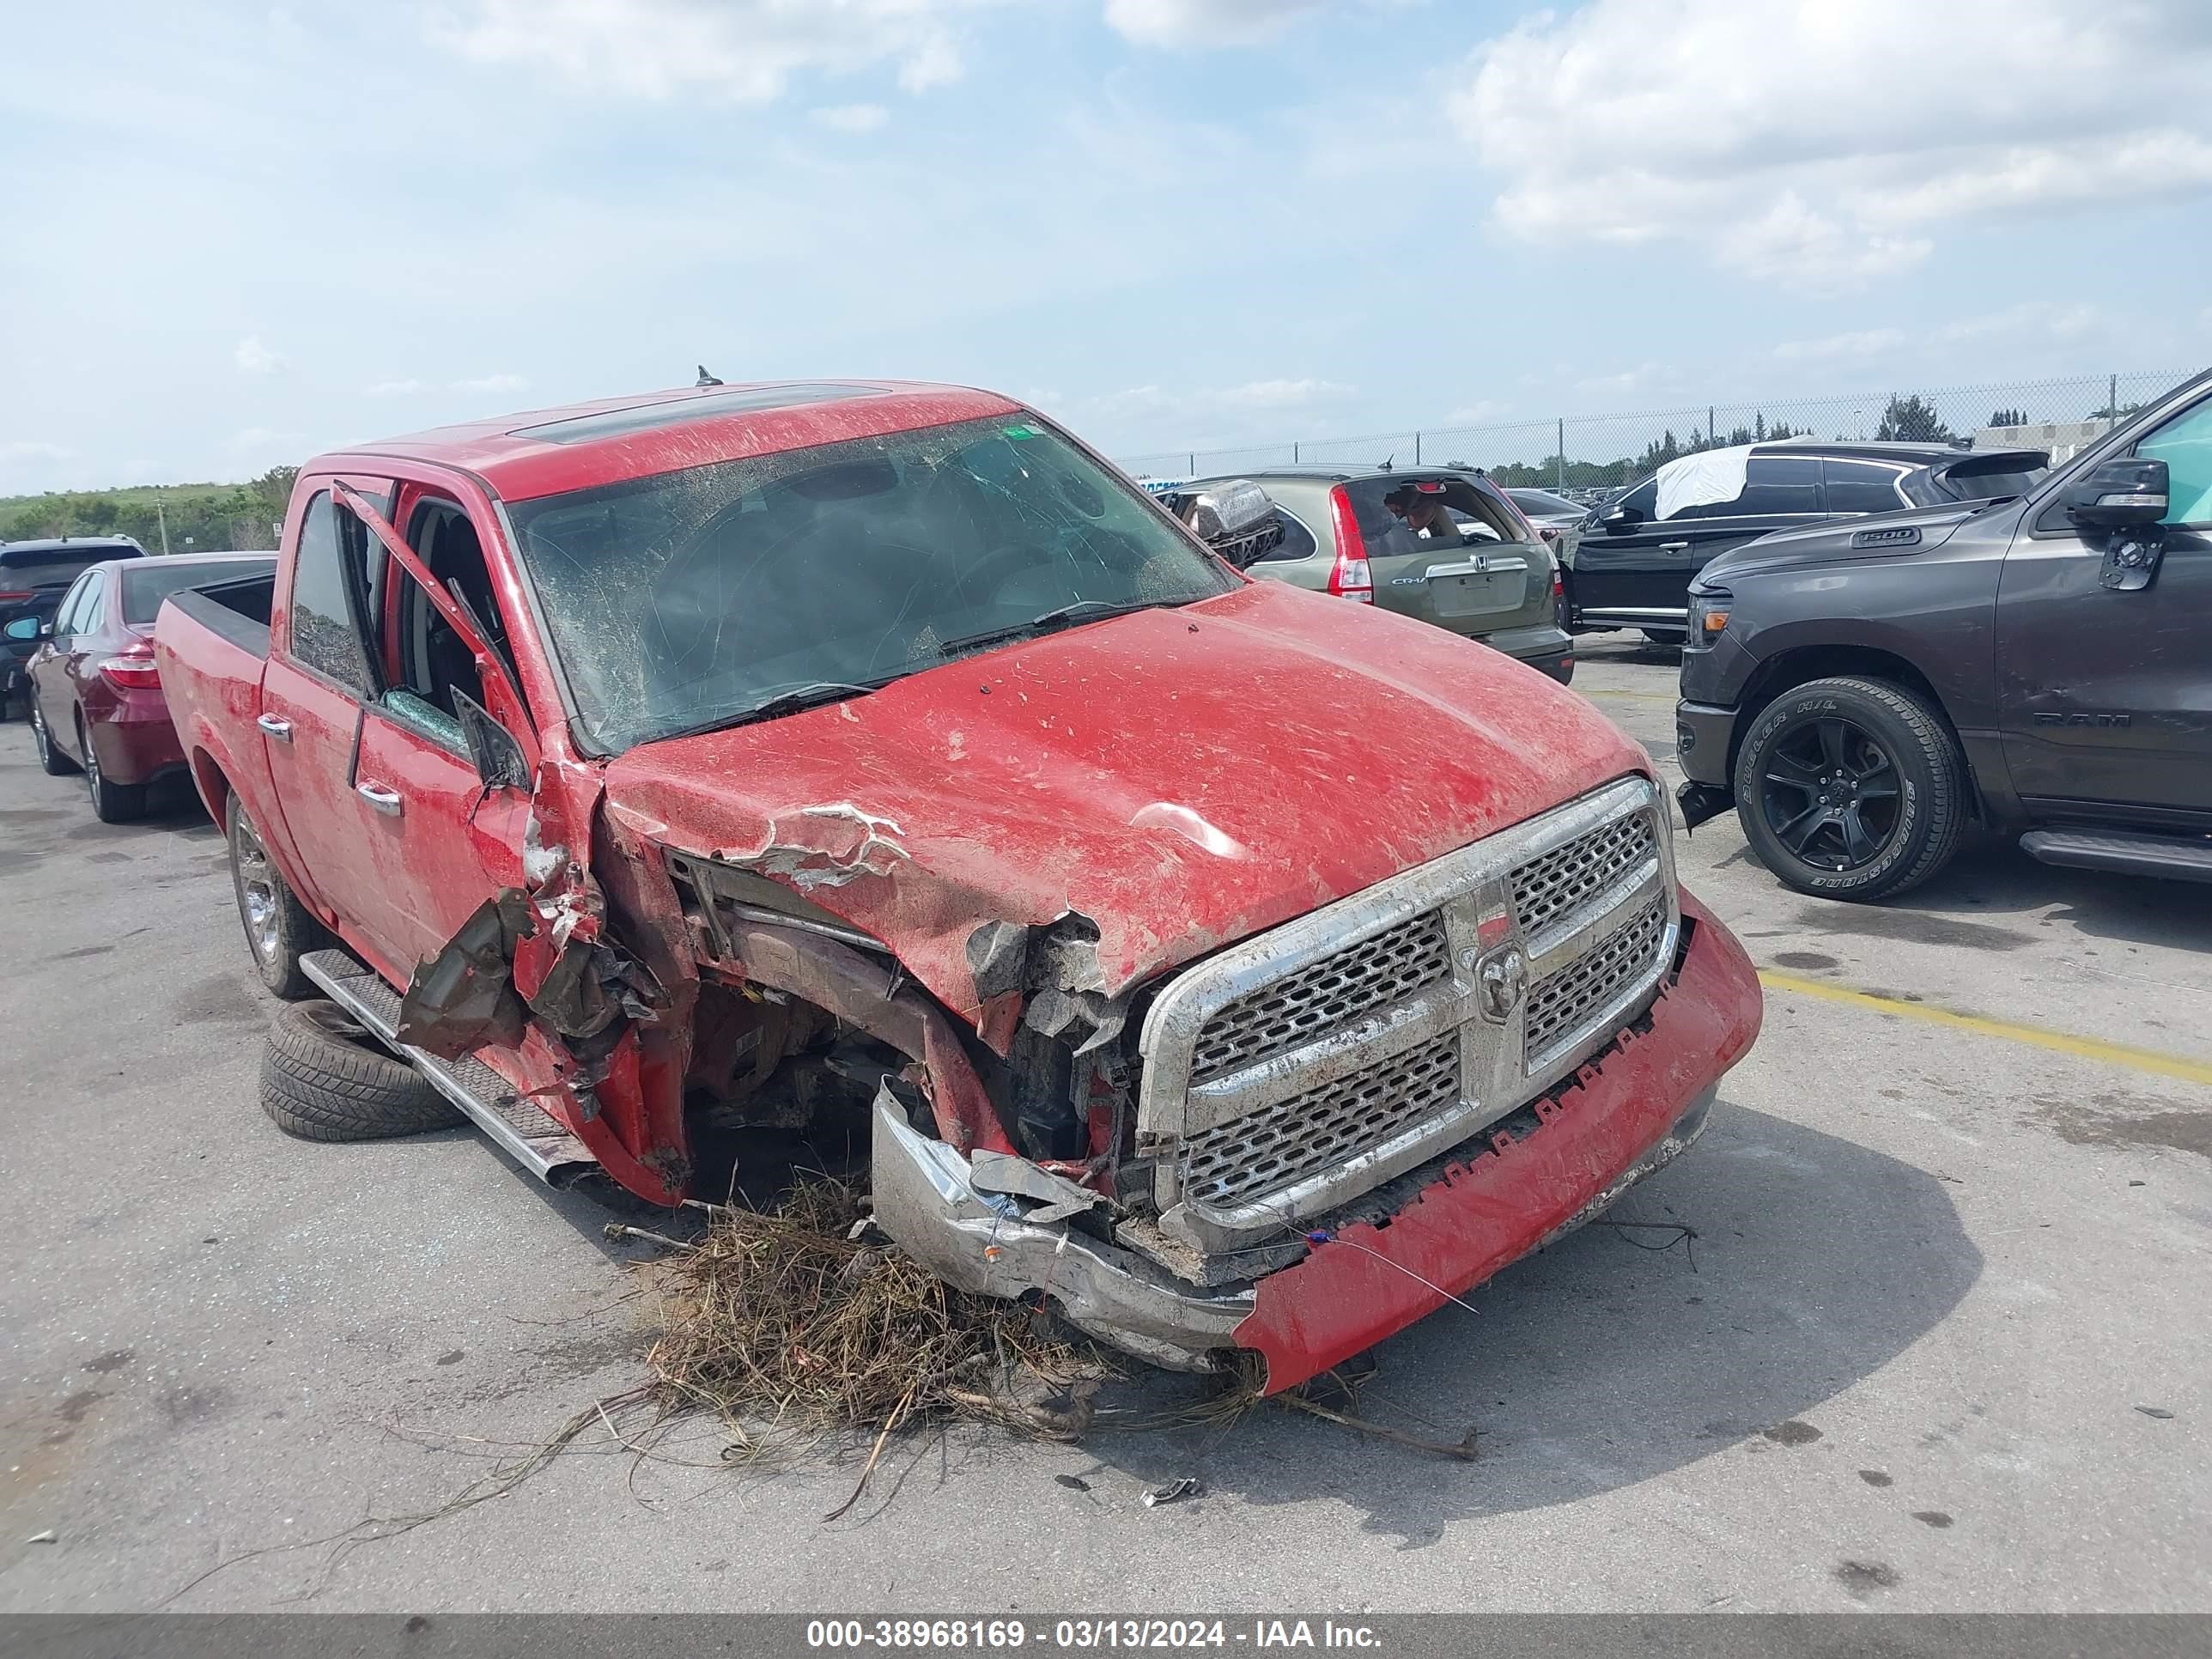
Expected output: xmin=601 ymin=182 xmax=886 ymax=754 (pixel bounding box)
xmin=1002 ymin=422 xmax=1042 ymax=440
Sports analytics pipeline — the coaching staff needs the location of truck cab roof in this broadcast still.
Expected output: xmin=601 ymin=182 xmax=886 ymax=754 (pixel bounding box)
xmin=330 ymin=380 xmax=1023 ymax=505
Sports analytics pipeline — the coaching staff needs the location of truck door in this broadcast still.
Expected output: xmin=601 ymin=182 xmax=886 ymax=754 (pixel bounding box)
xmin=344 ymin=486 xmax=530 ymax=971
xmin=259 ymin=484 xmax=394 ymax=957
xmin=1996 ymin=396 xmax=2212 ymax=819
xmin=1575 ymin=456 xmax=1823 ymax=633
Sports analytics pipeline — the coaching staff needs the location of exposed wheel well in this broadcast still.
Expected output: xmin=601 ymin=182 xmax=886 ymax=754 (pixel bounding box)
xmin=190 ymin=749 xmax=234 ymax=830
xmin=1733 ymin=646 xmax=1979 ymax=817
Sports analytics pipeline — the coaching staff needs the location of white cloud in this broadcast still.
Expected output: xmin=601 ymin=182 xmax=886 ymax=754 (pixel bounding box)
xmin=438 ymin=0 xmax=1358 ymax=94
xmin=234 ymin=335 xmax=284 ymax=374
xmin=367 ymin=378 xmax=428 ymax=397
xmin=811 ymin=102 xmax=890 ymax=133
xmin=1576 ymin=362 xmax=1680 ymax=399
xmin=225 ymin=428 xmax=310 ymax=471
xmin=450 ymin=374 xmax=532 ymax=394
xmin=1097 ymin=377 xmax=1351 ymax=418
xmin=1214 ymin=376 xmax=1351 ymax=409
xmin=1455 ymin=0 xmax=2212 ymax=292
xmin=1103 ymin=0 xmax=1329 ymax=47
xmin=1936 ymin=302 xmax=2105 ymax=344
xmin=0 ymin=440 xmax=75 ymax=463
xmin=1772 ymin=328 xmax=1908 ymax=363
xmin=436 ymin=0 xmax=992 ymax=100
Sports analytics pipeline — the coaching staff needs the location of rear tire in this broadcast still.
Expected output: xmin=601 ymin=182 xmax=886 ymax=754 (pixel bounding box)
xmin=1733 ymin=675 xmax=1966 ymax=902
xmin=81 ymin=719 xmax=147 ymax=822
xmin=228 ymin=792 xmax=328 ymax=999
xmin=260 ymin=999 xmax=461 ymax=1141
xmin=1641 ymin=628 xmax=1688 ymax=647
xmin=31 ymin=700 xmax=75 ymax=775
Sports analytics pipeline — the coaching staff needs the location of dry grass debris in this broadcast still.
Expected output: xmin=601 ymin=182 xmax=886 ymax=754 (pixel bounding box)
xmin=635 ymin=1180 xmax=1107 ymax=1463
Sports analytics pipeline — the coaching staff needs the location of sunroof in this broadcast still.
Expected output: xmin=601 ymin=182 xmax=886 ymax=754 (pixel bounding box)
xmin=514 ymin=383 xmax=885 ymax=445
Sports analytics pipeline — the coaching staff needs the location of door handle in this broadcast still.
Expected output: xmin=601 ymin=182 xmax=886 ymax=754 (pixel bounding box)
xmin=356 ymin=781 xmax=403 ymax=817
xmin=256 ymin=713 xmax=293 ymax=742
xmin=1658 ymin=541 xmax=1691 ymax=551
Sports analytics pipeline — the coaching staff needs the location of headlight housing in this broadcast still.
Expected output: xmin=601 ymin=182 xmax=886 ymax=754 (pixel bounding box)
xmin=1687 ymin=587 xmax=1732 ymax=643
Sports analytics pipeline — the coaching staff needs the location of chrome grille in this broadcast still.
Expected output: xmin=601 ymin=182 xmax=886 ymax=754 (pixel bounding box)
xmin=1188 ymin=911 xmax=1449 ymax=1084
xmin=1524 ymin=899 xmax=1668 ymax=1064
xmin=1179 ymin=1033 xmax=1461 ymax=1210
xmin=1139 ymin=774 xmax=1677 ymax=1250
xmin=1512 ymin=811 xmax=1657 ymax=938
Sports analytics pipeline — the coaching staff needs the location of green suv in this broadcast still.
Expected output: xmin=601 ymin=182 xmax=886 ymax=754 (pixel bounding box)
xmin=1180 ymin=466 xmax=1574 ymax=683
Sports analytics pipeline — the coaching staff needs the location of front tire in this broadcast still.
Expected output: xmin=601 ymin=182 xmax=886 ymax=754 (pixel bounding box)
xmin=81 ymin=719 xmax=146 ymax=822
xmin=260 ymin=1000 xmax=460 ymax=1141
xmin=228 ymin=793 xmax=328 ymax=999
xmin=1733 ymin=676 xmax=1966 ymax=902
xmin=32 ymin=700 xmax=75 ymax=775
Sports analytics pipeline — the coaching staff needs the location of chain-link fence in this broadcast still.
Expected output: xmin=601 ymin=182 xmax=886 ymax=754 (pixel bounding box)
xmin=1117 ymin=370 xmax=2197 ymax=499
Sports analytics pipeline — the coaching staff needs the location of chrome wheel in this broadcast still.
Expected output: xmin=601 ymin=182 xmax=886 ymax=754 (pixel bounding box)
xmin=82 ymin=731 xmax=101 ymax=802
xmin=234 ymin=813 xmax=283 ymax=964
xmin=31 ymin=703 xmax=49 ymax=763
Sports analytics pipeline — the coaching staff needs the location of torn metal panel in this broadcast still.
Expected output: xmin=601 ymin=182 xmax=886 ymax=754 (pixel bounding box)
xmin=968 ymin=1150 xmax=1106 ymax=1226
xmin=719 ymin=918 xmax=1016 ymax=1158
xmin=869 ymin=1091 xmax=1249 ymax=1373
xmin=397 ymin=890 xmax=535 ymax=1059
xmin=727 ymin=803 xmax=910 ymax=890
xmin=597 ymin=580 xmax=1652 ymax=1024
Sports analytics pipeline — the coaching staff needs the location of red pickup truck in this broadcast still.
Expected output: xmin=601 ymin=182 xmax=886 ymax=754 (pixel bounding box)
xmin=155 ymin=380 xmax=1761 ymax=1391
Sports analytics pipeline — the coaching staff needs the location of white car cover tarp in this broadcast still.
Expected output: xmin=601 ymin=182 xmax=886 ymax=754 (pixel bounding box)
xmin=1656 ymin=444 xmax=1753 ymax=521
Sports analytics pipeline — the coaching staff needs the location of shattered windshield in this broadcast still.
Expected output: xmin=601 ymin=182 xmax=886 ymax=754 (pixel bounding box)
xmin=506 ymin=415 xmax=1237 ymax=753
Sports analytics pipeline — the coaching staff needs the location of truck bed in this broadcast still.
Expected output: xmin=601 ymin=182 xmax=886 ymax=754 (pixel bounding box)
xmin=153 ymin=580 xmax=278 ymax=830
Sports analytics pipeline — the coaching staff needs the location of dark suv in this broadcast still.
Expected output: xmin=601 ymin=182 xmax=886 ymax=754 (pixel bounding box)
xmin=1571 ymin=442 xmax=2046 ymax=643
xmin=1 ymin=536 xmax=147 ymax=719
xmin=1676 ymin=369 xmax=2212 ymax=900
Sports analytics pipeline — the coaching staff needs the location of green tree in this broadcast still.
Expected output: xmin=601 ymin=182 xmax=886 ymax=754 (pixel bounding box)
xmin=1875 ymin=394 xmax=1956 ymax=444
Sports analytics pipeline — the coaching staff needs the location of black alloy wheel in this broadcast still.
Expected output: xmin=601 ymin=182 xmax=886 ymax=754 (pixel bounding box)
xmin=1754 ymin=714 xmax=1902 ymax=872
xmin=1731 ymin=675 xmax=1967 ymax=902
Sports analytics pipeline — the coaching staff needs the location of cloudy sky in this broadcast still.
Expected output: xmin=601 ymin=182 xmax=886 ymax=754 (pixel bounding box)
xmin=5 ymin=0 xmax=2212 ymax=492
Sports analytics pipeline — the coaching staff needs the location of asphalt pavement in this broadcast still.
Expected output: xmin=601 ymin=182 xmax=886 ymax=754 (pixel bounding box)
xmin=2 ymin=635 xmax=2207 ymax=1613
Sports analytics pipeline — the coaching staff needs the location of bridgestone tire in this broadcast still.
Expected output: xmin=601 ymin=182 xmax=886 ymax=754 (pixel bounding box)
xmin=1733 ymin=675 xmax=1966 ymax=902
xmin=259 ymin=1000 xmax=462 ymax=1142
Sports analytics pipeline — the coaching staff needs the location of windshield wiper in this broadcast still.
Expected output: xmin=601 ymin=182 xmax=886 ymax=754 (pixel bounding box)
xmin=657 ymin=678 xmax=892 ymax=742
xmin=934 ymin=597 xmax=1186 ymax=659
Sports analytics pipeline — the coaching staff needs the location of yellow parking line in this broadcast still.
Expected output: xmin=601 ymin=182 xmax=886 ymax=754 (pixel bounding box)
xmin=1582 ymin=689 xmax=1678 ymax=703
xmin=1758 ymin=970 xmax=2212 ymax=1090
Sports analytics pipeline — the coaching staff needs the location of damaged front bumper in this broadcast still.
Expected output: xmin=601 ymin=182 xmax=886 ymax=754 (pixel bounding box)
xmin=870 ymin=890 xmax=1762 ymax=1389
xmin=872 ymin=1098 xmax=1255 ymax=1372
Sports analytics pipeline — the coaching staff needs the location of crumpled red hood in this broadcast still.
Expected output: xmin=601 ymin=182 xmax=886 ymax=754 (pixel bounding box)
xmin=602 ymin=580 xmax=1647 ymax=1018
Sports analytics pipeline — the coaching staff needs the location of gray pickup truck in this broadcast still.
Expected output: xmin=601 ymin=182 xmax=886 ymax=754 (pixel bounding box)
xmin=1676 ymin=368 xmax=2212 ymax=900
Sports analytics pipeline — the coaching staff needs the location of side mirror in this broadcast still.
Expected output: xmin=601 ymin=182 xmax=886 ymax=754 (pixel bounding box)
xmin=1602 ymin=504 xmax=1642 ymax=532
xmin=3 ymin=617 xmax=42 ymax=642
xmin=2066 ymin=458 xmax=2168 ymax=531
xmin=454 ymin=690 xmax=530 ymax=792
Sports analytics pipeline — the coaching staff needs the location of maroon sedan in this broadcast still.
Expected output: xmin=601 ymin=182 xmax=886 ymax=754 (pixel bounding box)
xmin=15 ymin=552 xmax=275 ymax=820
